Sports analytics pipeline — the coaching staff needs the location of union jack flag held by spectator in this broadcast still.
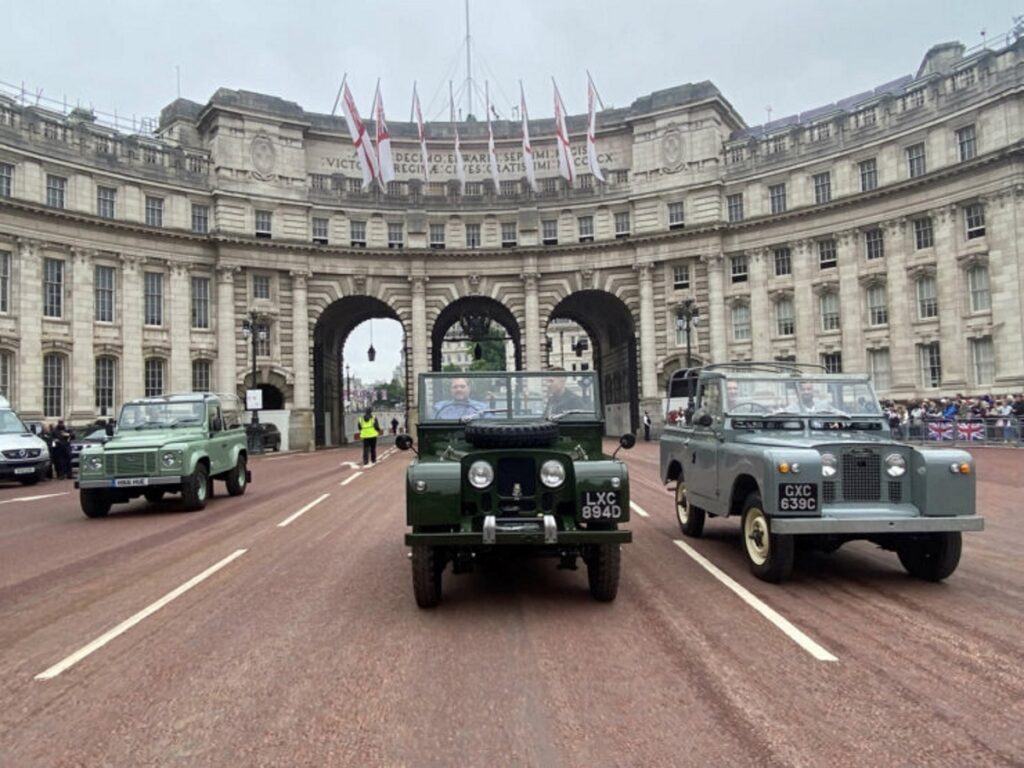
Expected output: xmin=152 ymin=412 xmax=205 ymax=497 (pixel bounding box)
xmin=956 ymin=421 xmax=985 ymax=441
xmin=928 ymin=421 xmax=954 ymax=441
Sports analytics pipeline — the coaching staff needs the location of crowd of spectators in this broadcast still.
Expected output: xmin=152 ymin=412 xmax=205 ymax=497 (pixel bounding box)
xmin=882 ymin=393 xmax=1024 ymax=440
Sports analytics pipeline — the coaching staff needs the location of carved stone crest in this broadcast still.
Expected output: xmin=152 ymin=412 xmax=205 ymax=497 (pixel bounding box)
xmin=250 ymin=134 xmax=276 ymax=180
xmin=661 ymin=124 xmax=685 ymax=173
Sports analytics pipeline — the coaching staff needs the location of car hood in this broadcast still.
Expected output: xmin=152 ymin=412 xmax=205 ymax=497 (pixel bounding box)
xmin=102 ymin=429 xmax=203 ymax=451
xmin=731 ymin=432 xmax=898 ymax=450
xmin=0 ymin=433 xmax=49 ymax=451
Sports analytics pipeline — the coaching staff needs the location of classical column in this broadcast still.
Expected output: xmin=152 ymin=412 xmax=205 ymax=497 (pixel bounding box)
xmin=936 ymin=204 xmax=967 ymax=388
xmin=168 ymin=263 xmax=191 ymax=393
xmin=885 ymin=220 xmax=914 ymax=392
xmin=792 ymin=240 xmax=816 ymax=365
xmin=634 ymin=262 xmax=657 ymax=398
xmin=16 ymin=238 xmax=43 ymax=417
xmin=703 ymin=253 xmax=727 ymax=363
xmin=409 ymin=274 xmax=429 ymax=397
xmin=521 ymin=270 xmax=542 ymax=371
xmin=836 ymin=230 xmax=864 ymax=370
xmin=290 ymin=270 xmax=312 ymax=409
xmin=120 ymin=254 xmax=144 ymax=402
xmin=69 ymin=248 xmax=96 ymax=421
xmin=215 ymin=265 xmax=239 ymax=395
xmin=747 ymin=249 xmax=770 ymax=361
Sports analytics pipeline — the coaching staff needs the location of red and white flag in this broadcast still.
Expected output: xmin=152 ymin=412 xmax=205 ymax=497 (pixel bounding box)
xmin=586 ymin=74 xmax=605 ymax=183
xmin=520 ymin=82 xmax=537 ymax=193
xmin=552 ymin=79 xmax=574 ymax=184
xmin=486 ymin=81 xmax=500 ymax=193
xmin=412 ymin=83 xmax=429 ymax=183
xmin=451 ymin=82 xmax=465 ymax=194
xmin=341 ymin=81 xmax=377 ymax=189
xmin=373 ymin=81 xmax=395 ymax=185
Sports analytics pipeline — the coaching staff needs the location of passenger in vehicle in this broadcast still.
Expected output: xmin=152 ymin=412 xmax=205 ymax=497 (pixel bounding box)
xmin=433 ymin=378 xmax=488 ymax=419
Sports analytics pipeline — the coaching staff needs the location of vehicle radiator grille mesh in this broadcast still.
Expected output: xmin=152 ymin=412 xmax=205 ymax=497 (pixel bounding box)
xmin=888 ymin=480 xmax=902 ymax=503
xmin=105 ymin=452 xmax=156 ymax=476
xmin=841 ymin=452 xmax=880 ymax=501
xmin=822 ymin=481 xmax=836 ymax=504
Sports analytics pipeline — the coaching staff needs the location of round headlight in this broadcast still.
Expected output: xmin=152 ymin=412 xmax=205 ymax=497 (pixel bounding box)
xmin=821 ymin=452 xmax=837 ymax=478
xmin=467 ymin=460 xmax=494 ymax=489
xmin=161 ymin=451 xmax=180 ymax=467
xmin=885 ymin=453 xmax=906 ymax=477
xmin=610 ymin=476 xmax=621 ymax=490
xmin=540 ymin=460 xmax=566 ymax=488
xmin=87 ymin=455 xmax=103 ymax=471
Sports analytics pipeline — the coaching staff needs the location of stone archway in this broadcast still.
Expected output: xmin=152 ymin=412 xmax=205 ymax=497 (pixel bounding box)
xmin=430 ymin=296 xmax=523 ymax=372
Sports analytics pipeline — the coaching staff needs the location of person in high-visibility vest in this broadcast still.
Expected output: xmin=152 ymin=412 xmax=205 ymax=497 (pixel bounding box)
xmin=358 ymin=408 xmax=381 ymax=465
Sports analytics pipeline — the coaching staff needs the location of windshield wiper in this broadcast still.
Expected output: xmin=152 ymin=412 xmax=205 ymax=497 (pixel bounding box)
xmin=459 ymin=408 xmax=509 ymax=424
xmin=768 ymin=410 xmax=804 ymax=417
xmin=549 ymin=409 xmax=593 ymax=422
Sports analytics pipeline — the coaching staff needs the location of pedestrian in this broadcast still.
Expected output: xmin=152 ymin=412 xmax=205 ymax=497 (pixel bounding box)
xmin=53 ymin=420 xmax=72 ymax=479
xmin=358 ymin=407 xmax=381 ymax=465
xmin=643 ymin=410 xmax=652 ymax=441
xmin=390 ymin=417 xmax=399 ymax=435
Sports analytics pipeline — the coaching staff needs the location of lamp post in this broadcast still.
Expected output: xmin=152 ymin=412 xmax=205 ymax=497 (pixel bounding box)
xmin=241 ymin=311 xmax=266 ymax=424
xmin=676 ymin=299 xmax=700 ymax=417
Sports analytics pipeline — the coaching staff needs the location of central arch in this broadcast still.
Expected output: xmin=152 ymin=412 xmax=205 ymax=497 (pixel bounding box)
xmin=430 ymin=296 xmax=523 ymax=371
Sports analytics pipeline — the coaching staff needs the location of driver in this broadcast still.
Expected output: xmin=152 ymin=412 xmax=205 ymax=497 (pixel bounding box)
xmin=433 ymin=377 xmax=488 ymax=419
xmin=797 ymin=381 xmax=833 ymax=413
xmin=725 ymin=380 xmax=741 ymax=410
xmin=544 ymin=371 xmax=587 ymax=416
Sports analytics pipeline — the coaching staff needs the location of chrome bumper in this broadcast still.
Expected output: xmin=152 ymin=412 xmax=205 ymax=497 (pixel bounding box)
xmin=771 ymin=514 xmax=985 ymax=535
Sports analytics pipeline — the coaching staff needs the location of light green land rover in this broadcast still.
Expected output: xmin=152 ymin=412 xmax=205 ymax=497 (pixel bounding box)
xmin=76 ymin=393 xmax=250 ymax=518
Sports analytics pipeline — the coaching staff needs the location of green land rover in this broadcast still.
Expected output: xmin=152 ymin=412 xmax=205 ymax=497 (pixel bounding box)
xmin=399 ymin=371 xmax=634 ymax=607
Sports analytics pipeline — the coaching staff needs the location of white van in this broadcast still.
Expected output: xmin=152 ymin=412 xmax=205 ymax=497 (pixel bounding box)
xmin=0 ymin=396 xmax=52 ymax=485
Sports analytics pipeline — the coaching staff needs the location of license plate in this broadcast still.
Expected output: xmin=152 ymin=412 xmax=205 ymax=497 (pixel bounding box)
xmin=113 ymin=478 xmax=149 ymax=487
xmin=14 ymin=467 xmax=35 ymax=475
xmin=778 ymin=483 xmax=818 ymax=512
xmin=581 ymin=490 xmax=623 ymax=520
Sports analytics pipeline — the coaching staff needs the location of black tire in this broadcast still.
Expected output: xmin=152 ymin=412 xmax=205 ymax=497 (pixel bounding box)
xmin=143 ymin=489 xmax=164 ymax=503
xmin=897 ymin=532 xmax=962 ymax=581
xmin=225 ymin=455 xmax=248 ymax=496
xmin=463 ymin=420 xmax=559 ymax=449
xmin=181 ymin=463 xmax=209 ymax=511
xmin=81 ymin=490 xmax=112 ymax=518
xmin=675 ymin=479 xmax=705 ymax=537
xmin=412 ymin=545 xmax=443 ymax=608
xmin=587 ymin=543 xmax=621 ymax=602
xmin=741 ymin=493 xmax=794 ymax=583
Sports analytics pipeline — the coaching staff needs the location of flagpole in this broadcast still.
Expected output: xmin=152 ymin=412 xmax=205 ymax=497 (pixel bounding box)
xmin=330 ymin=73 xmax=348 ymax=117
xmin=586 ymin=69 xmax=606 ymax=110
xmin=410 ymin=81 xmax=416 ymax=123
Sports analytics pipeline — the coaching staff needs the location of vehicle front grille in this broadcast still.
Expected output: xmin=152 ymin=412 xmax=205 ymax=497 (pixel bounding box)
xmin=823 ymin=481 xmax=836 ymax=504
xmin=888 ymin=480 xmax=903 ymax=503
xmin=841 ymin=451 xmax=881 ymax=501
xmin=3 ymin=448 xmax=41 ymax=459
xmin=495 ymin=457 xmax=536 ymax=514
xmin=105 ymin=452 xmax=156 ymax=476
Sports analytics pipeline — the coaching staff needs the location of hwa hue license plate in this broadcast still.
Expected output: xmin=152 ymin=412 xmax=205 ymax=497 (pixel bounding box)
xmin=581 ymin=490 xmax=623 ymax=520
xmin=113 ymin=478 xmax=149 ymax=487
xmin=778 ymin=483 xmax=818 ymax=512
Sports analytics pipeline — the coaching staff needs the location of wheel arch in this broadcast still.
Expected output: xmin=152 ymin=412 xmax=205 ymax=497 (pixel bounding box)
xmin=730 ymin=474 xmax=761 ymax=519
xmin=665 ymin=459 xmax=683 ymax=484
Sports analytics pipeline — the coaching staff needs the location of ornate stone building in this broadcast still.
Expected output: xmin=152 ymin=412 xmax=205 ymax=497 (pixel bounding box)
xmin=1 ymin=37 xmax=1022 ymax=448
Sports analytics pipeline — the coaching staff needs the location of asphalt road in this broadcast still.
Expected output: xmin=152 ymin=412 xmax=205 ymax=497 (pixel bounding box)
xmin=0 ymin=441 xmax=1020 ymax=767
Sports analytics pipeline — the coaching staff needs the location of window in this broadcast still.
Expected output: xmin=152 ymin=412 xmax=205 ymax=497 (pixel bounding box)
xmin=0 ymin=351 xmax=10 ymax=400
xmin=578 ymin=174 xmax=593 ymax=191
xmin=255 ymin=210 xmax=272 ymax=239
xmin=500 ymin=180 xmax=520 ymax=196
xmin=902 ymin=89 xmax=925 ymax=110
xmin=542 ymin=219 xmax=558 ymax=245
xmin=820 ymin=293 xmax=840 ymax=331
xmin=906 ymin=143 xmax=926 ymax=178
xmin=466 ymin=223 xmax=481 ymax=248
xmin=97 ymin=186 xmax=116 ymax=219
xmin=387 ymin=222 xmax=404 ymax=249
xmin=145 ymin=196 xmax=163 ymax=227
xmin=350 ymin=220 xmax=366 ymax=247
xmin=813 ymin=172 xmax=831 ymax=204
xmin=775 ymin=299 xmax=794 ymax=336
xmin=769 ymin=135 xmax=786 ymax=154
xmin=252 ymin=274 xmax=271 ymax=300
xmin=821 ymin=352 xmax=843 ymax=374
xmin=867 ymin=284 xmax=888 ymax=326
xmin=853 ymin=107 xmax=876 ymax=128
xmin=144 ymin=358 xmax=164 ymax=397
xmin=919 ymin=343 xmax=941 ymax=388
xmin=668 ymin=201 xmax=685 ymax=229
xmin=868 ymin=349 xmax=891 ymax=392
xmin=614 ymin=212 xmax=630 ymax=238
xmin=916 ymin=276 xmax=938 ymax=319
xmin=967 ymin=335 xmax=996 ymax=387
xmin=913 ymin=217 xmax=934 ymax=249
xmin=964 ymin=203 xmax=985 ymax=239
xmin=859 ymin=158 xmax=878 ymax=192
xmin=191 ymin=276 xmax=210 ymax=329
xmin=818 ymin=239 xmax=837 ymax=269
xmin=541 ymin=178 xmax=558 ymax=195
xmin=144 ymin=271 xmax=163 ymax=325
xmin=809 ymin=123 xmax=831 ymax=142
xmin=728 ymin=147 xmax=744 ymax=164
xmin=95 ymin=357 xmax=115 ymax=413
xmin=612 ymin=170 xmax=629 ymax=185
xmin=865 ymin=228 xmax=884 ymax=260
xmin=255 ymin=323 xmax=271 ymax=357
xmin=46 ymin=175 xmax=67 ymax=208
xmin=312 ymin=217 xmax=329 ymax=245
xmin=730 ymin=254 xmax=748 ymax=283
xmin=143 ymin=146 xmax=159 ymax=165
xmin=967 ymin=265 xmax=991 ymax=312
xmin=0 ymin=250 xmax=9 ymax=313
xmin=731 ymin=305 xmax=751 ymax=341
xmin=0 ymin=162 xmax=11 ymax=197
xmin=429 ymin=223 xmax=446 ymax=249
xmin=953 ymin=67 xmax=976 ymax=90
xmin=43 ymin=354 xmax=64 ymax=418
xmin=501 ymin=222 xmax=517 ymax=247
xmin=956 ymin=125 xmax=977 ymax=162
xmin=672 ymin=264 xmax=690 ymax=290
xmin=465 ymin=182 xmax=482 ymax=196
xmin=95 ymin=265 xmax=115 ymax=323
xmin=727 ymin=193 xmax=744 ymax=222
xmin=191 ymin=204 xmax=209 ymax=234
xmin=311 ymin=174 xmax=330 ymax=192
xmin=577 ymin=216 xmax=594 ymax=242
xmin=773 ymin=246 xmax=792 ymax=276
xmin=768 ymin=184 xmax=786 ymax=215
xmin=192 ymin=360 xmax=212 ymax=393
xmin=43 ymin=257 xmax=63 ymax=318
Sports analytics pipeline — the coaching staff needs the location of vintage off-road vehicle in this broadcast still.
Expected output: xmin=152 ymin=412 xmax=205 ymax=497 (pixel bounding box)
xmin=76 ymin=393 xmax=250 ymax=518
xmin=399 ymin=371 xmax=634 ymax=607
xmin=660 ymin=363 xmax=983 ymax=582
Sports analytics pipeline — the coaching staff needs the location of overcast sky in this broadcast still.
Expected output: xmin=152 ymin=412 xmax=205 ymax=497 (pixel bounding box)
xmin=2 ymin=0 xmax=1019 ymax=382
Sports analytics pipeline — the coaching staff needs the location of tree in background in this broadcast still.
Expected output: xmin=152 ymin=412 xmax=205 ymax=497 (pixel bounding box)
xmin=467 ymin=326 xmax=507 ymax=372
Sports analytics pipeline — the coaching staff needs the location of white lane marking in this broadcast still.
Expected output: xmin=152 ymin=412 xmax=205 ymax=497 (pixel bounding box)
xmin=672 ymin=539 xmax=838 ymax=662
xmin=339 ymin=461 xmax=362 ymax=470
xmin=35 ymin=549 xmax=248 ymax=681
xmin=629 ymin=501 xmax=650 ymax=518
xmin=277 ymin=493 xmax=330 ymax=528
xmin=339 ymin=472 xmax=363 ymax=486
xmin=0 ymin=492 xmax=69 ymax=505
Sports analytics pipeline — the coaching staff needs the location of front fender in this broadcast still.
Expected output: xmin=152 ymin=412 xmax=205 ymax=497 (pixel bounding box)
xmin=406 ymin=462 xmax=463 ymax=526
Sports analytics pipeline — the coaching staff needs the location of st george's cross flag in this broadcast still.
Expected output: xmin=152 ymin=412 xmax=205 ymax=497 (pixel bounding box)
xmin=451 ymin=82 xmax=466 ymax=194
xmin=586 ymin=73 xmax=605 ymax=183
xmin=372 ymin=82 xmax=395 ymax=185
xmin=486 ymin=82 xmax=500 ymax=193
xmin=412 ymin=83 xmax=429 ymax=183
xmin=341 ymin=82 xmax=378 ymax=189
xmin=552 ymin=79 xmax=574 ymax=184
xmin=520 ymin=82 xmax=537 ymax=193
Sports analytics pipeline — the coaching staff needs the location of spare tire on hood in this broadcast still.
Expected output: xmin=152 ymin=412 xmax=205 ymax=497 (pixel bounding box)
xmin=463 ymin=420 xmax=559 ymax=449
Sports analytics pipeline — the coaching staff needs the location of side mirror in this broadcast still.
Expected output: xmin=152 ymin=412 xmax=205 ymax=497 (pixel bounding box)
xmin=211 ymin=417 xmax=223 ymax=432
xmin=395 ymin=434 xmax=414 ymax=451
xmin=695 ymin=411 xmax=714 ymax=428
xmin=104 ymin=422 xmax=115 ymax=437
xmin=619 ymin=433 xmax=636 ymax=450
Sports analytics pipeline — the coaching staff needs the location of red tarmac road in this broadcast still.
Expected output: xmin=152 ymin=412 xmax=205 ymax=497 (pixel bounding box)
xmin=0 ymin=441 xmax=1021 ymax=766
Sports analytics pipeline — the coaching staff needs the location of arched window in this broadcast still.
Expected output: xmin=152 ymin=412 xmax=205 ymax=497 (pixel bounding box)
xmin=43 ymin=353 xmax=65 ymax=418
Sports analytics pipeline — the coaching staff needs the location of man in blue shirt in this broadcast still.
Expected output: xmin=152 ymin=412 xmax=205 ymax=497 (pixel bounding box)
xmin=433 ymin=377 xmax=488 ymax=419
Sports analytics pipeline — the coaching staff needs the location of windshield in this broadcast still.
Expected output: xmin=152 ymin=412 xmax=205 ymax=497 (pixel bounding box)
xmin=0 ymin=410 xmax=30 ymax=435
xmin=420 ymin=372 xmax=598 ymax=423
xmin=723 ymin=378 xmax=882 ymax=416
xmin=118 ymin=401 xmax=206 ymax=429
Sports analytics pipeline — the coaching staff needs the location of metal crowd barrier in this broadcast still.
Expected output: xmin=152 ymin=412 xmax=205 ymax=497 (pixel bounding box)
xmin=897 ymin=416 xmax=1022 ymax=446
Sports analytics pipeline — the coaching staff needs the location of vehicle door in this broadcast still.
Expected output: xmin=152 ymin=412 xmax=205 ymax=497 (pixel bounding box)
xmin=207 ymin=403 xmax=232 ymax=474
xmin=686 ymin=380 xmax=723 ymax=511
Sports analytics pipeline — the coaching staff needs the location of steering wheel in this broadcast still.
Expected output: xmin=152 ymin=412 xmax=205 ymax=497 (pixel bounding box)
xmin=730 ymin=402 xmax=770 ymax=414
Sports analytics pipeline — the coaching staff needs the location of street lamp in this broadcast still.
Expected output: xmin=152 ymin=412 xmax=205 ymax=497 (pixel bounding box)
xmin=241 ymin=311 xmax=267 ymax=424
xmin=676 ymin=299 xmax=700 ymax=418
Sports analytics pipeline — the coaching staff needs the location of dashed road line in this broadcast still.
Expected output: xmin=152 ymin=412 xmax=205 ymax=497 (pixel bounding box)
xmin=672 ymin=539 xmax=838 ymax=662
xmin=339 ymin=461 xmax=362 ymax=470
xmin=0 ymin=492 xmax=69 ymax=505
xmin=629 ymin=501 xmax=650 ymax=518
xmin=339 ymin=472 xmax=363 ymax=486
xmin=35 ymin=549 xmax=248 ymax=681
xmin=277 ymin=493 xmax=330 ymax=528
